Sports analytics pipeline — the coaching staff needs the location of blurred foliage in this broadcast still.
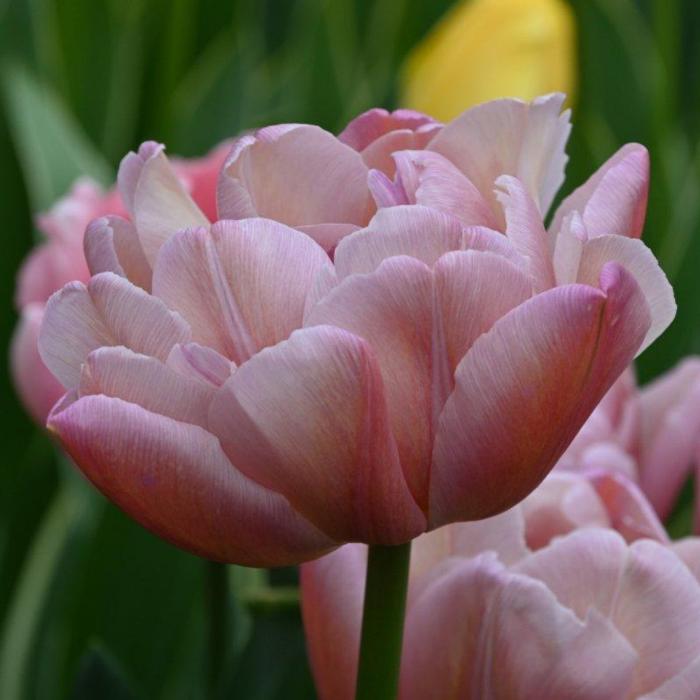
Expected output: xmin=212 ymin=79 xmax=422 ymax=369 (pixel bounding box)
xmin=1 ymin=0 xmax=699 ymax=698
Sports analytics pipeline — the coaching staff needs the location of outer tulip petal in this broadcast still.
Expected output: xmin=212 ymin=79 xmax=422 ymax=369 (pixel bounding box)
xmin=518 ymin=530 xmax=700 ymax=696
xmin=152 ymin=219 xmax=333 ymax=363
xmin=672 ymin=538 xmax=700 ymax=584
xmin=39 ymin=272 xmax=191 ymax=388
xmin=638 ymin=358 xmax=700 ymax=518
xmin=575 ymin=234 xmax=675 ymax=352
xmin=10 ymin=304 xmax=65 ymax=424
xmin=307 ymin=257 xmax=435 ymax=508
xmin=430 ymin=264 xmax=651 ymax=526
xmin=217 ymin=125 xmax=373 ymax=227
xmin=79 ymin=346 xmax=215 ymax=429
xmin=208 ymin=325 xmax=425 ymax=544
xmin=118 ymin=141 xmax=208 ymax=265
xmin=84 ymin=215 xmax=152 ymax=291
xmin=550 ymin=144 xmax=649 ymax=240
xmin=390 ymin=150 xmax=498 ymax=227
xmin=640 ymin=655 xmax=700 ymax=700
xmin=428 ymin=93 xmax=571 ymax=220
xmin=400 ymin=552 xmax=636 ymax=700
xmin=48 ymin=395 xmax=334 ymax=566
xmin=520 ymin=473 xmax=610 ymax=551
xmin=495 ymin=175 xmax=556 ymax=291
xmin=301 ymin=545 xmax=366 ymax=700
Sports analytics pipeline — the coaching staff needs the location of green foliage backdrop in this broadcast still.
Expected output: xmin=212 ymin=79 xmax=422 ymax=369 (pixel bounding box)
xmin=1 ymin=1 xmax=699 ymax=697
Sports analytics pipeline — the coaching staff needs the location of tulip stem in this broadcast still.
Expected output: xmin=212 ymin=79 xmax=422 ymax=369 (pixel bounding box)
xmin=355 ymin=542 xmax=411 ymax=700
xmin=206 ymin=560 xmax=230 ymax=693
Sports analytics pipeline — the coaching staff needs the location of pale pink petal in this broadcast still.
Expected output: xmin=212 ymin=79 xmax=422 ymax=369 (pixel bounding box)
xmin=166 ymin=342 xmax=234 ymax=387
xmin=301 ymin=545 xmax=366 ymax=700
xmin=672 ymin=538 xmax=700 ymax=584
xmin=520 ymin=473 xmax=610 ymax=551
xmin=296 ymin=223 xmax=361 ymax=252
xmin=79 ymin=346 xmax=214 ymax=429
xmin=359 ymin=128 xmax=437 ymax=176
xmin=433 ymin=250 xmax=533 ymax=376
xmin=118 ymin=141 xmax=208 ymax=265
xmin=10 ymin=304 xmax=65 ymax=424
xmin=550 ymin=144 xmax=649 ymax=240
xmin=84 ymin=215 xmax=152 ymax=291
xmin=338 ymin=108 xmax=437 ymax=151
xmin=208 ymin=325 xmax=425 ymax=544
xmin=495 ymin=175 xmax=556 ymax=291
xmin=587 ymin=470 xmax=669 ymax=543
xmin=400 ymin=552 xmax=636 ymax=700
xmin=152 ymin=219 xmax=332 ymax=363
xmin=638 ymin=359 xmax=700 ymax=518
xmin=48 ymin=395 xmax=334 ymax=566
xmin=430 ymin=264 xmax=651 ymax=526
xmin=390 ymin=150 xmax=499 ymax=227
xmin=39 ymin=272 xmax=191 ymax=388
xmin=576 ymin=234 xmax=676 ymax=352
xmin=640 ymin=655 xmax=700 ymax=700
xmin=552 ymin=211 xmax=586 ymax=284
xmin=518 ymin=530 xmax=700 ymax=696
xmin=428 ymin=93 xmax=571 ymax=221
xmin=217 ymin=125 xmax=373 ymax=227
xmin=334 ymin=206 xmax=464 ymax=279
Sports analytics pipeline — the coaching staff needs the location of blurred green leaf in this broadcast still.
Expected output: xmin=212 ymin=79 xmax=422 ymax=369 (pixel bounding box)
xmin=71 ymin=644 xmax=140 ymax=700
xmin=1 ymin=63 xmax=112 ymax=211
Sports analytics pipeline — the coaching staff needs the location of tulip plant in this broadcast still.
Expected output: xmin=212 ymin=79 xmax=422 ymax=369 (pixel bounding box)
xmin=8 ymin=89 xmax=673 ymax=698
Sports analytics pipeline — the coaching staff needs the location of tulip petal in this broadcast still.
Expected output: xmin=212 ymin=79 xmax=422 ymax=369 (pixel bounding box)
xmin=640 ymin=655 xmax=700 ymax=700
xmin=638 ymin=359 xmax=700 ymax=518
xmin=39 ymin=272 xmax=191 ymax=388
xmin=550 ymin=144 xmax=649 ymax=240
xmin=401 ymin=552 xmax=636 ymax=700
xmin=390 ymin=150 xmax=498 ymax=227
xmin=10 ymin=304 xmax=65 ymax=424
xmin=48 ymin=394 xmax=334 ymax=565
xmin=166 ymin=342 xmax=234 ymax=387
xmin=301 ymin=545 xmax=366 ymax=700
xmin=84 ymin=215 xmax=152 ymax=291
xmin=208 ymin=325 xmax=425 ymax=543
xmin=495 ymin=175 xmax=556 ymax=291
xmin=431 ymin=264 xmax=651 ymax=526
xmin=338 ymin=108 xmax=437 ymax=151
xmin=428 ymin=93 xmax=571 ymax=220
xmin=118 ymin=141 xmax=208 ymax=265
xmin=217 ymin=125 xmax=373 ymax=227
xmin=79 ymin=346 xmax=214 ymax=428
xmin=152 ymin=219 xmax=333 ymax=363
xmin=576 ymin=234 xmax=675 ymax=352
xmin=360 ymin=128 xmax=438 ymax=176
xmin=518 ymin=530 xmax=700 ymax=696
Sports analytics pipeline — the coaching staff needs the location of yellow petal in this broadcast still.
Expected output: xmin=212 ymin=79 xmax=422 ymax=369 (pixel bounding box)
xmin=401 ymin=0 xmax=576 ymax=121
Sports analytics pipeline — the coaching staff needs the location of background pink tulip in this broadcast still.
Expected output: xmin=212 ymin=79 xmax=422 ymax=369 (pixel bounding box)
xmin=556 ymin=359 xmax=700 ymax=526
xmin=38 ymin=95 xmax=673 ymax=565
xmin=11 ymin=144 xmax=229 ymax=424
xmin=302 ymin=473 xmax=700 ymax=699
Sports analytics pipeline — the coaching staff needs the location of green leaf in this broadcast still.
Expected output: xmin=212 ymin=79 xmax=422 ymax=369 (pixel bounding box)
xmin=0 ymin=63 xmax=112 ymax=211
xmin=71 ymin=644 xmax=140 ymax=700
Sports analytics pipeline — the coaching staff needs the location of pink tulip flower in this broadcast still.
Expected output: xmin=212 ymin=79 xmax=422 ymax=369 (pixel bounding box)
xmin=38 ymin=94 xmax=673 ymax=566
xmin=11 ymin=144 xmax=229 ymax=424
xmin=302 ymin=473 xmax=700 ymax=699
xmin=556 ymin=359 xmax=700 ymax=524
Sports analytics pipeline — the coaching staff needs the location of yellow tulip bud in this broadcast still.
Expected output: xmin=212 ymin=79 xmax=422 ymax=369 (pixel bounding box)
xmin=401 ymin=0 xmax=576 ymax=121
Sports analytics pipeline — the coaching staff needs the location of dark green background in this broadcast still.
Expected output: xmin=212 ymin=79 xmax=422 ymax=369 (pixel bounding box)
xmin=1 ymin=1 xmax=699 ymax=697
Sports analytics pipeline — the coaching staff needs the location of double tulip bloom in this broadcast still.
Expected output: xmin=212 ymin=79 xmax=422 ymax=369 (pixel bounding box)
xmin=302 ymin=473 xmax=700 ymax=699
xmin=28 ymin=93 xmax=673 ymax=566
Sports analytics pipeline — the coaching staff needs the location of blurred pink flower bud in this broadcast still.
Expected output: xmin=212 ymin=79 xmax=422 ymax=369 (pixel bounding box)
xmin=11 ymin=144 xmax=229 ymax=424
xmin=37 ymin=95 xmax=673 ymax=565
xmin=302 ymin=477 xmax=700 ymax=699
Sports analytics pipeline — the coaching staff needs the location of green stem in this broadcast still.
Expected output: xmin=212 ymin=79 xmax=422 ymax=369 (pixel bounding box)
xmin=206 ymin=560 xmax=230 ymax=694
xmin=355 ymin=542 xmax=411 ymax=700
